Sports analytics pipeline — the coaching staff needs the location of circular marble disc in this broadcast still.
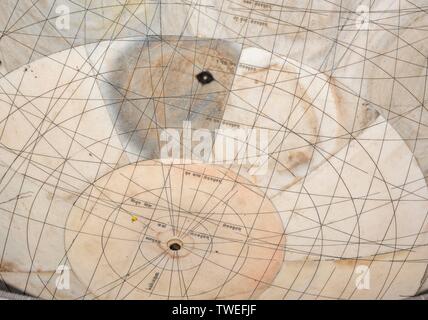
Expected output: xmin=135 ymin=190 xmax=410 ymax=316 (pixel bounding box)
xmin=65 ymin=161 xmax=284 ymax=299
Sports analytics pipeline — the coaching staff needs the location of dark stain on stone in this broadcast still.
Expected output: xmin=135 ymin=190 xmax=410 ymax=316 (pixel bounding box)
xmin=0 ymin=261 xmax=19 ymax=272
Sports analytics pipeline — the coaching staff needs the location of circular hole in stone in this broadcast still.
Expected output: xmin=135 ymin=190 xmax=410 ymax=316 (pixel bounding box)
xmin=167 ymin=239 xmax=183 ymax=251
xmin=196 ymin=71 xmax=214 ymax=85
